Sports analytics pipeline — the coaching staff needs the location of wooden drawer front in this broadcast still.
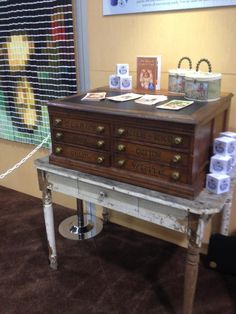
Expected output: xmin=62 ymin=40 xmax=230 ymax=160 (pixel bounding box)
xmin=114 ymin=125 xmax=190 ymax=149
xmin=77 ymin=181 xmax=139 ymax=216
xmin=52 ymin=116 xmax=110 ymax=136
xmin=113 ymin=157 xmax=188 ymax=183
xmin=114 ymin=140 xmax=189 ymax=166
xmin=52 ymin=144 xmax=110 ymax=166
xmin=52 ymin=130 xmax=110 ymax=151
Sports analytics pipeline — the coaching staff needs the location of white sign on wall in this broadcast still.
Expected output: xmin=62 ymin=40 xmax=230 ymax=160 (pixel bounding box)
xmin=103 ymin=0 xmax=236 ymax=16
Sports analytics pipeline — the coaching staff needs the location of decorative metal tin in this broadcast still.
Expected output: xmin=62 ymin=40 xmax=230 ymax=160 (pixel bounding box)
xmin=185 ymin=59 xmax=221 ymax=102
xmin=168 ymin=57 xmax=193 ymax=94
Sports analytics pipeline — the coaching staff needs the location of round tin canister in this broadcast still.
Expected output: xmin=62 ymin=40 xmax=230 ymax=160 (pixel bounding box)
xmin=168 ymin=57 xmax=193 ymax=94
xmin=184 ymin=59 xmax=221 ymax=102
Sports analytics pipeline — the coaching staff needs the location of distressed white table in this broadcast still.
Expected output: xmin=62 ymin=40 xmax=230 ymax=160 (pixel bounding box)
xmin=35 ymin=156 xmax=236 ymax=314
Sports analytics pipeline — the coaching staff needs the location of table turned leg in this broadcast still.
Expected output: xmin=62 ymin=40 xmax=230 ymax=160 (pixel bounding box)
xmin=38 ymin=170 xmax=57 ymax=270
xmin=183 ymin=212 xmax=206 ymax=314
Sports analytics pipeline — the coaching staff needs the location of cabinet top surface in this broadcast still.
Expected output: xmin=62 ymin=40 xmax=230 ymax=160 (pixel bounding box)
xmin=48 ymin=87 xmax=232 ymax=125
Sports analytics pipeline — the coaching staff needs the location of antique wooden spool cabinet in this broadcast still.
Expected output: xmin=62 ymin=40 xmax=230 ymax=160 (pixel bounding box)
xmin=47 ymin=88 xmax=232 ymax=199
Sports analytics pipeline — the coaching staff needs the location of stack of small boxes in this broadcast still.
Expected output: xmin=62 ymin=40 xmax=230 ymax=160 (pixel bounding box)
xmin=206 ymin=132 xmax=236 ymax=194
xmin=109 ymin=64 xmax=132 ymax=90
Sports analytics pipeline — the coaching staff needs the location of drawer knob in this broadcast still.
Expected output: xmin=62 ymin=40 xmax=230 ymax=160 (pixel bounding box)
xmin=117 ymin=144 xmax=126 ymax=152
xmin=117 ymin=159 xmax=125 ymax=167
xmin=173 ymin=136 xmax=183 ymax=145
xmin=172 ymin=154 xmax=182 ymax=163
xmin=171 ymin=171 xmax=180 ymax=181
xmin=55 ymin=132 xmax=62 ymax=140
xmin=55 ymin=147 xmax=63 ymax=154
xmin=96 ymin=126 xmax=105 ymax=134
xmin=97 ymin=156 xmax=105 ymax=164
xmin=97 ymin=140 xmax=105 ymax=148
xmin=98 ymin=191 xmax=107 ymax=202
xmin=117 ymin=128 xmax=125 ymax=136
xmin=54 ymin=118 xmax=62 ymax=126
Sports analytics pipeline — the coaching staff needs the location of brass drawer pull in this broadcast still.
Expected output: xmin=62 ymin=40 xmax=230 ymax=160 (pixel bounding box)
xmin=97 ymin=140 xmax=105 ymax=148
xmin=173 ymin=136 xmax=183 ymax=145
xmin=117 ymin=159 xmax=125 ymax=167
xmin=96 ymin=126 xmax=105 ymax=134
xmin=117 ymin=144 xmax=126 ymax=152
xmin=171 ymin=171 xmax=180 ymax=181
xmin=55 ymin=147 xmax=63 ymax=154
xmin=117 ymin=128 xmax=125 ymax=136
xmin=97 ymin=156 xmax=105 ymax=164
xmin=172 ymin=154 xmax=182 ymax=163
xmin=54 ymin=118 xmax=62 ymax=126
xmin=55 ymin=132 xmax=62 ymax=140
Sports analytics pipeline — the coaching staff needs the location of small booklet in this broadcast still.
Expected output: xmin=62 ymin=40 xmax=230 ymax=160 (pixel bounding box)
xmin=157 ymin=99 xmax=194 ymax=110
xmin=81 ymin=92 xmax=106 ymax=101
xmin=106 ymin=93 xmax=142 ymax=102
xmin=135 ymin=94 xmax=167 ymax=105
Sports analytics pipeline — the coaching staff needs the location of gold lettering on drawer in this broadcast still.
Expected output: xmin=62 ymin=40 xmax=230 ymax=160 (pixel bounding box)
xmin=128 ymin=128 xmax=147 ymax=139
xmin=64 ymin=120 xmax=95 ymax=132
xmin=114 ymin=158 xmax=187 ymax=183
xmin=57 ymin=145 xmax=109 ymax=166
xmin=153 ymin=134 xmax=176 ymax=145
xmin=122 ymin=127 xmax=187 ymax=146
xmin=131 ymin=161 xmax=160 ymax=177
xmin=135 ymin=148 xmax=161 ymax=159
xmin=61 ymin=119 xmax=107 ymax=134
xmin=70 ymin=149 xmax=90 ymax=160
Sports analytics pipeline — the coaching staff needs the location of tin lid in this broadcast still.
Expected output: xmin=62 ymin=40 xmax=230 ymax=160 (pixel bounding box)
xmin=169 ymin=68 xmax=195 ymax=76
xmin=185 ymin=71 xmax=222 ymax=81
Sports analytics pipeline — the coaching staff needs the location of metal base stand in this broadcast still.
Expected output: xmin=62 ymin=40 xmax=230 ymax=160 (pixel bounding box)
xmin=58 ymin=199 xmax=103 ymax=240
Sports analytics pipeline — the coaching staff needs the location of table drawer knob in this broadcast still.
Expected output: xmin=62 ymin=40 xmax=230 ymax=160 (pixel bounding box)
xmin=54 ymin=118 xmax=62 ymax=126
xmin=97 ymin=140 xmax=105 ymax=148
xmin=55 ymin=147 xmax=63 ymax=154
xmin=171 ymin=171 xmax=180 ymax=181
xmin=117 ymin=128 xmax=126 ymax=136
xmin=98 ymin=191 xmax=107 ymax=202
xmin=96 ymin=126 xmax=105 ymax=134
xmin=172 ymin=154 xmax=182 ymax=163
xmin=55 ymin=132 xmax=62 ymax=140
xmin=173 ymin=136 xmax=183 ymax=145
xmin=117 ymin=159 xmax=125 ymax=167
xmin=117 ymin=144 xmax=126 ymax=152
xmin=97 ymin=156 xmax=105 ymax=164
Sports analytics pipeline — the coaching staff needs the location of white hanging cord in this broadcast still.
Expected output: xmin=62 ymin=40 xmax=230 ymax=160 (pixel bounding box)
xmin=0 ymin=134 xmax=50 ymax=179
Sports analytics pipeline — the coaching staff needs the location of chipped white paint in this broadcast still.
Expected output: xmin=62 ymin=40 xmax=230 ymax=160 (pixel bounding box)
xmin=196 ymin=215 xmax=209 ymax=247
xmin=220 ymin=199 xmax=232 ymax=235
xmin=43 ymin=202 xmax=57 ymax=269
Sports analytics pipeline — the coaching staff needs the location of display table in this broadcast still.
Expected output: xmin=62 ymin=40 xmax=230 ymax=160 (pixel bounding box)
xmin=35 ymin=156 xmax=235 ymax=314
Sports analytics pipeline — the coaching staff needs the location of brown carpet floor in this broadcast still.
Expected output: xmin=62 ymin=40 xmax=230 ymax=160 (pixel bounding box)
xmin=0 ymin=186 xmax=236 ymax=314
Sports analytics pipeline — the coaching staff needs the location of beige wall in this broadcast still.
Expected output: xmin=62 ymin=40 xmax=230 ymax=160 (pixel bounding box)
xmin=1 ymin=2 xmax=236 ymax=248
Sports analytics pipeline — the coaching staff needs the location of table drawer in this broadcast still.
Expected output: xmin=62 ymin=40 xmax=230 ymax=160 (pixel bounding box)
xmin=52 ymin=129 xmax=110 ymax=151
xmin=114 ymin=140 xmax=189 ymax=166
xmin=52 ymin=144 xmax=110 ymax=166
xmin=138 ymin=199 xmax=187 ymax=232
xmin=46 ymin=172 xmax=79 ymax=197
xmin=77 ymin=181 xmax=139 ymax=216
xmin=52 ymin=116 xmax=110 ymax=136
xmin=113 ymin=156 xmax=188 ymax=183
xmin=113 ymin=125 xmax=190 ymax=149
